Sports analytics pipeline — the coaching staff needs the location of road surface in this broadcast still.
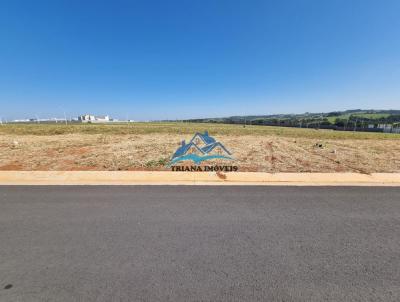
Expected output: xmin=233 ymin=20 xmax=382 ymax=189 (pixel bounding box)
xmin=0 ymin=186 xmax=400 ymax=301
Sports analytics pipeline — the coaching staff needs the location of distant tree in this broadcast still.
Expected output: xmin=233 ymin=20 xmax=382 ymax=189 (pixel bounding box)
xmin=334 ymin=118 xmax=345 ymax=127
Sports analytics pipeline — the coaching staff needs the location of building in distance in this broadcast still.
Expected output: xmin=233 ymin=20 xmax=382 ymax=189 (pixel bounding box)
xmin=78 ymin=114 xmax=111 ymax=123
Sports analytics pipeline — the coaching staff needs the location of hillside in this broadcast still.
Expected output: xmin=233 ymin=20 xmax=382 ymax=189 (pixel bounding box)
xmin=182 ymin=109 xmax=400 ymax=132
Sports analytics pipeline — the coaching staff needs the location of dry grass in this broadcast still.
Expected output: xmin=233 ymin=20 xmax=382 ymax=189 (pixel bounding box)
xmin=1 ymin=123 xmax=399 ymax=172
xmin=2 ymin=122 xmax=400 ymax=139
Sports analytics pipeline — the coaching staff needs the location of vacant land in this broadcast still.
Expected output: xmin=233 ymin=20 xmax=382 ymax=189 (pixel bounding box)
xmin=1 ymin=123 xmax=400 ymax=172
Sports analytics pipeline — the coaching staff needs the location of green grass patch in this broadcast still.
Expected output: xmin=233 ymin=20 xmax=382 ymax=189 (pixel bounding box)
xmin=326 ymin=113 xmax=391 ymax=123
xmin=1 ymin=122 xmax=399 ymax=139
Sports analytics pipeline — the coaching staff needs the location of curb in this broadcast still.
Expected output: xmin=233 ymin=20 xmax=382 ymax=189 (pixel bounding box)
xmin=0 ymin=171 xmax=400 ymax=186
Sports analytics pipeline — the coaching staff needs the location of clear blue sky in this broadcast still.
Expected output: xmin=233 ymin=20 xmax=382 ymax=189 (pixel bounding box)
xmin=1 ymin=0 xmax=399 ymax=120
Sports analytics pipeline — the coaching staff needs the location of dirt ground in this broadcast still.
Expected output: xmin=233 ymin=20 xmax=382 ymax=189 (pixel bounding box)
xmin=1 ymin=133 xmax=399 ymax=173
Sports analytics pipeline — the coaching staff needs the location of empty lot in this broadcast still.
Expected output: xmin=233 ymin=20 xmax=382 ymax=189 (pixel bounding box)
xmin=1 ymin=123 xmax=400 ymax=172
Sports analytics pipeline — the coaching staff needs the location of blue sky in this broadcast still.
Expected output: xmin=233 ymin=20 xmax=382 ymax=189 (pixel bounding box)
xmin=1 ymin=0 xmax=399 ymax=120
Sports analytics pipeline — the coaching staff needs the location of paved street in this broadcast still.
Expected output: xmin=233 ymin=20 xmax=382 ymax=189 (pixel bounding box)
xmin=0 ymin=186 xmax=400 ymax=301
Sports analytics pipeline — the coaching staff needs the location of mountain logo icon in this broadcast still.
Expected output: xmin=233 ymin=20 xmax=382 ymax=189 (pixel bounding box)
xmin=168 ymin=131 xmax=234 ymax=166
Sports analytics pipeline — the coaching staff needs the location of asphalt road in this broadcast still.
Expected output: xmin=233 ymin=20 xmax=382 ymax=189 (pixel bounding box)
xmin=0 ymin=186 xmax=400 ymax=302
